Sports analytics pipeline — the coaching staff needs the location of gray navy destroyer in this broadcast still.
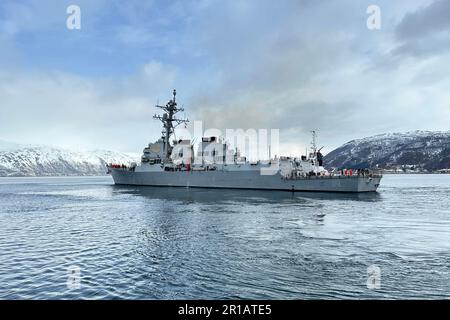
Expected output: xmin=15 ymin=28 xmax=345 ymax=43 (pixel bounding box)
xmin=108 ymin=90 xmax=382 ymax=192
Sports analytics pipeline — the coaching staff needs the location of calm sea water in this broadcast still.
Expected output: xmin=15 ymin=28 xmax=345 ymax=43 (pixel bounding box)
xmin=0 ymin=174 xmax=449 ymax=299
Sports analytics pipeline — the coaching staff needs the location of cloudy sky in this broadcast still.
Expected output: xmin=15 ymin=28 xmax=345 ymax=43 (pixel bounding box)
xmin=0 ymin=0 xmax=449 ymax=155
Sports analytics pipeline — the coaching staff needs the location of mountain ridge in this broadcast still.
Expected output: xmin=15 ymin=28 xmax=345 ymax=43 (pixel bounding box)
xmin=323 ymin=130 xmax=450 ymax=171
xmin=0 ymin=140 xmax=140 ymax=177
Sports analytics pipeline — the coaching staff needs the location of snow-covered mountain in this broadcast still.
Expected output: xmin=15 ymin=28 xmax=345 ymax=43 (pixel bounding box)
xmin=0 ymin=140 xmax=140 ymax=177
xmin=324 ymin=131 xmax=450 ymax=171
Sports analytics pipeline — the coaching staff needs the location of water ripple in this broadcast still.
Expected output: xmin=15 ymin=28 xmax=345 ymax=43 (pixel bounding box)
xmin=1 ymin=175 xmax=450 ymax=299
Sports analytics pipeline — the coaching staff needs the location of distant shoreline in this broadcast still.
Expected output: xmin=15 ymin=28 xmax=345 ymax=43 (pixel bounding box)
xmin=380 ymin=171 xmax=450 ymax=174
xmin=0 ymin=174 xmax=110 ymax=178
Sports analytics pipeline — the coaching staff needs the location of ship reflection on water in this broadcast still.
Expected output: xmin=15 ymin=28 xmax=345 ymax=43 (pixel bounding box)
xmin=112 ymin=185 xmax=382 ymax=204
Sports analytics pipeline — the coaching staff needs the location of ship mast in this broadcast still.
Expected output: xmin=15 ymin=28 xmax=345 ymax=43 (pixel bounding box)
xmin=153 ymin=89 xmax=189 ymax=160
xmin=311 ymin=130 xmax=318 ymax=172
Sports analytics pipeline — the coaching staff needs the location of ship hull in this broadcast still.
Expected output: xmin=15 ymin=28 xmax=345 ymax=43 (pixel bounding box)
xmin=110 ymin=169 xmax=381 ymax=193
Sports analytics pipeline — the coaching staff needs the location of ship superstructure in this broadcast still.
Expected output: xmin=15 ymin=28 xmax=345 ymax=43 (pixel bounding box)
xmin=108 ymin=91 xmax=382 ymax=192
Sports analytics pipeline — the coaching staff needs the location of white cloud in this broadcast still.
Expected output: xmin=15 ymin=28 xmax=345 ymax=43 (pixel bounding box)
xmin=0 ymin=61 xmax=178 ymax=152
xmin=173 ymin=0 xmax=450 ymax=153
xmin=1 ymin=0 xmax=449 ymax=157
